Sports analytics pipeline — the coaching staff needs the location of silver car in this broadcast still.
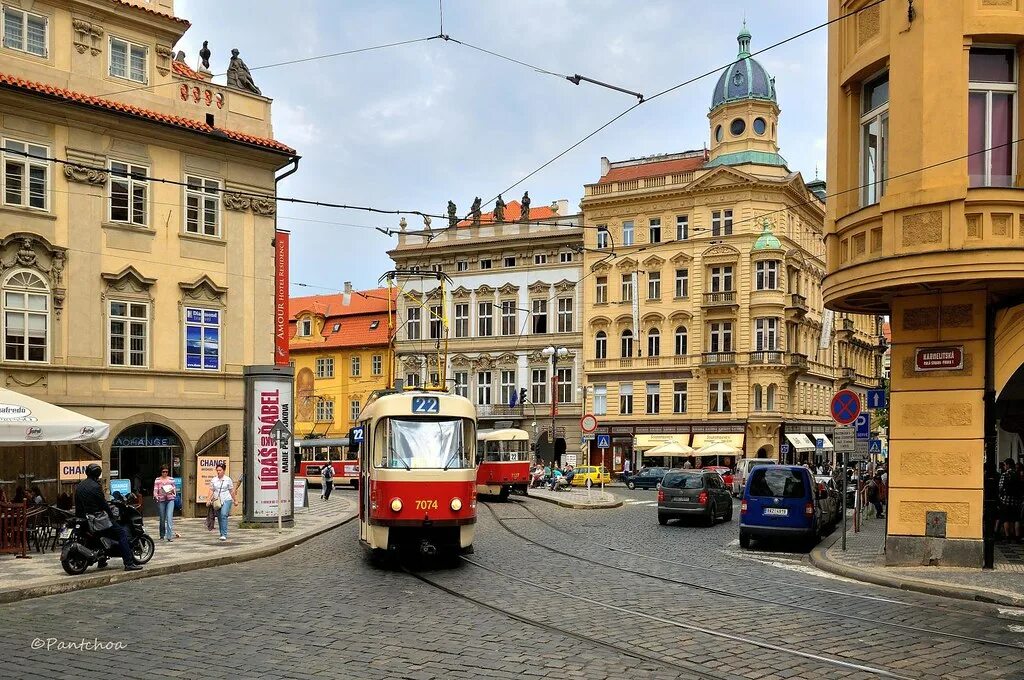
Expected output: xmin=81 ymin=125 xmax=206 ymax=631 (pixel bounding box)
xmin=658 ymin=470 xmax=733 ymax=526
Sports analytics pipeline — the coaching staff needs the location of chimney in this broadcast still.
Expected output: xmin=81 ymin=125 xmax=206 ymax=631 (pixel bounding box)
xmin=600 ymin=156 xmax=611 ymax=177
xmin=342 ymin=281 xmax=352 ymax=306
xmin=555 ymin=199 xmax=569 ymax=215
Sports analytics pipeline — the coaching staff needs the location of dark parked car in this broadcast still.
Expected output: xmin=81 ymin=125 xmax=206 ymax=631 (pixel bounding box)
xmin=623 ymin=467 xmax=668 ymax=490
xmin=814 ymin=475 xmax=842 ymax=527
xmin=739 ymin=465 xmax=831 ymax=549
xmin=657 ymin=470 xmax=733 ymax=526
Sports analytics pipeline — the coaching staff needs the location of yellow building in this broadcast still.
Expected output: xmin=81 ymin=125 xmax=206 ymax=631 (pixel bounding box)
xmin=581 ymin=26 xmax=882 ymax=472
xmin=0 ymin=0 xmax=296 ymax=515
xmin=825 ymin=1 xmax=1024 ymax=566
xmin=290 ymin=285 xmax=394 ymax=441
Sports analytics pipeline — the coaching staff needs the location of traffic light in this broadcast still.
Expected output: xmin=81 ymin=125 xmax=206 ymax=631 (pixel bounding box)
xmin=519 ymin=387 xmax=528 ymax=405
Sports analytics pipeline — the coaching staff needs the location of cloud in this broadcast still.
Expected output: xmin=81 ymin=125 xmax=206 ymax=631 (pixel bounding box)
xmin=272 ymin=101 xmax=320 ymax=148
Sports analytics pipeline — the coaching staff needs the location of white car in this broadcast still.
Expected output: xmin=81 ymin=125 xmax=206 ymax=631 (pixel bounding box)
xmin=732 ymin=458 xmax=776 ymax=496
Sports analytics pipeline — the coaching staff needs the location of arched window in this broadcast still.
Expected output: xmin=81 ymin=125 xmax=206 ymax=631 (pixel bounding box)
xmin=753 ymin=384 xmax=763 ymax=411
xmin=620 ymin=329 xmax=633 ymax=358
xmin=647 ymin=328 xmax=660 ymax=356
xmin=674 ymin=326 xmax=687 ymax=355
xmin=3 ymin=270 xmax=49 ymax=362
xmin=595 ymin=330 xmax=607 ymax=359
xmin=766 ymin=384 xmax=776 ymax=411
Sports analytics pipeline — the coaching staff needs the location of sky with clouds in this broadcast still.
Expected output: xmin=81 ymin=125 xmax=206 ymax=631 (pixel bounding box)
xmin=172 ymin=0 xmax=828 ymax=294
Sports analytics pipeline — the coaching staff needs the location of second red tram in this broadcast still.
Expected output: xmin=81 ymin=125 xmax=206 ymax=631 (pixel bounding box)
xmin=296 ymin=438 xmax=359 ymax=488
xmin=476 ymin=428 xmax=531 ymax=499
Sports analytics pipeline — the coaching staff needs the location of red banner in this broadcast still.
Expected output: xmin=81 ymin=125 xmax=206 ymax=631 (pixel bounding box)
xmin=274 ymin=230 xmax=289 ymax=365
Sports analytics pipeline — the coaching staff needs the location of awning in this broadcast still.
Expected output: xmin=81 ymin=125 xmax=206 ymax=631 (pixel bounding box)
xmin=643 ymin=441 xmax=694 ymax=458
xmin=811 ymin=433 xmax=834 ymax=450
xmin=691 ymin=433 xmax=744 ymax=450
xmin=0 ymin=388 xmax=109 ymax=444
xmin=634 ymin=434 xmax=689 ymax=450
xmin=785 ymin=433 xmax=815 ymax=452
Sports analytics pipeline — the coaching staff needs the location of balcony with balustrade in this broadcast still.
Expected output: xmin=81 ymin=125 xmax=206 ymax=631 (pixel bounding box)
xmin=702 ymin=291 xmax=738 ymax=309
xmin=787 ymin=352 xmax=809 ymax=373
xmin=748 ymin=350 xmax=785 ymax=365
xmin=701 ymin=351 xmax=737 ymax=368
xmin=785 ymin=293 xmax=809 ymax=319
xmin=586 ymin=355 xmax=695 ymax=374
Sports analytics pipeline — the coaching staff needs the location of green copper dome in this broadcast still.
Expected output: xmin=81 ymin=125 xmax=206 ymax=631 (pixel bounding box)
xmin=711 ymin=23 xmax=777 ymax=110
xmin=752 ymin=220 xmax=782 ymax=250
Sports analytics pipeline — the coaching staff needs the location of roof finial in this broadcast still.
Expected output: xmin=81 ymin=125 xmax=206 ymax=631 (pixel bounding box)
xmin=738 ymin=20 xmax=752 ymax=58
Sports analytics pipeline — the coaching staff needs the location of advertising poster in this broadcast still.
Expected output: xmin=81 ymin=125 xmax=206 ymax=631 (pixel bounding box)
xmin=58 ymin=460 xmax=97 ymax=482
xmin=196 ymin=456 xmax=230 ymax=504
xmin=244 ymin=367 xmax=294 ymax=522
xmin=274 ymin=230 xmax=290 ymax=366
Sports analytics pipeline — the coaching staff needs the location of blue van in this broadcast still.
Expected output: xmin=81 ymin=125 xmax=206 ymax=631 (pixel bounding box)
xmin=739 ymin=465 xmax=830 ymax=549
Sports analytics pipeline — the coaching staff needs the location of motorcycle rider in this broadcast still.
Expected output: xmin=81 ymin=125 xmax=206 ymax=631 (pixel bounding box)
xmin=74 ymin=463 xmax=142 ymax=571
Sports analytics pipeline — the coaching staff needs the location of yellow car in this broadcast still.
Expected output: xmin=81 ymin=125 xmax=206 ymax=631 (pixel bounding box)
xmin=570 ymin=465 xmax=612 ymax=487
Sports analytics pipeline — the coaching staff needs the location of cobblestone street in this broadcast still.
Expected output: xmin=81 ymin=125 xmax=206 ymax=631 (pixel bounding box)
xmin=0 ymin=488 xmax=1021 ymax=680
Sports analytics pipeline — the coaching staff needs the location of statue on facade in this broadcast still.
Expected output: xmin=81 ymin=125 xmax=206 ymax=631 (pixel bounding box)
xmin=470 ymin=197 xmax=482 ymax=226
xmin=447 ymin=200 xmax=458 ymax=228
xmin=174 ymin=50 xmax=186 ymax=63
xmin=519 ymin=191 xmax=531 ymax=222
xmin=493 ymin=194 xmax=506 ymax=223
xmin=199 ymin=41 xmax=211 ymax=71
xmin=226 ymin=49 xmax=261 ymax=95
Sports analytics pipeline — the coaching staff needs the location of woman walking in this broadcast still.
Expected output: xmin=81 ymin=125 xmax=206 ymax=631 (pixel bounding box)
xmin=153 ymin=467 xmax=176 ymax=542
xmin=208 ymin=464 xmax=237 ymax=541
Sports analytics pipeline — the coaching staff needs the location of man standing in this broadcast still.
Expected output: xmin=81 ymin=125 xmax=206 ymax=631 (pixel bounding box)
xmin=999 ymin=458 xmax=1021 ymax=542
xmin=321 ymin=462 xmax=334 ymax=501
xmin=74 ymin=464 xmax=141 ymax=571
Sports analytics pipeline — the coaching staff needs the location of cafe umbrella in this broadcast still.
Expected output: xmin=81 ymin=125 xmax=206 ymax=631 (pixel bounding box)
xmin=696 ymin=441 xmax=743 ymax=467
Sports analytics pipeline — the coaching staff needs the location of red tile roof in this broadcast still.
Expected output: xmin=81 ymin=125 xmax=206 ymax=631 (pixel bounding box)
xmin=290 ymin=311 xmax=392 ymax=350
xmin=172 ymin=60 xmax=202 ymax=80
xmin=290 ymin=287 xmax=393 ymax=319
xmin=0 ymin=72 xmax=295 ymax=154
xmin=112 ymin=0 xmax=191 ymax=26
xmin=597 ymin=154 xmax=707 ymax=184
xmin=457 ymin=200 xmax=558 ymax=227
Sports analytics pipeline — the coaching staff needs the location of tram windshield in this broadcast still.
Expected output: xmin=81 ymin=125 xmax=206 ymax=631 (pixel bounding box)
xmin=479 ymin=440 xmax=529 ymax=463
xmin=380 ymin=417 xmax=473 ymax=469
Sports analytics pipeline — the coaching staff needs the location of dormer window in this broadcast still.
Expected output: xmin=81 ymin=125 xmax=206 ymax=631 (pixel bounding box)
xmin=332 ymin=323 xmax=341 ymax=333
xmin=370 ymin=320 xmax=379 ymax=330
xmin=298 ymin=318 xmax=312 ymax=337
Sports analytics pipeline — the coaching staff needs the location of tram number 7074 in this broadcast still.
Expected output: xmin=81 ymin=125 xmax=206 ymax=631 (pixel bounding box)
xmin=415 ymin=500 xmax=439 ymax=510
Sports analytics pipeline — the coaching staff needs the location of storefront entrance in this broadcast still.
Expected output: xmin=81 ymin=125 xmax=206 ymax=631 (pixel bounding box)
xmin=110 ymin=423 xmax=182 ymax=517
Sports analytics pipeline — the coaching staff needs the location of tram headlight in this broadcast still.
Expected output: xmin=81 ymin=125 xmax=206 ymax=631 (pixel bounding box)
xmin=450 ymin=497 xmax=463 ymax=512
xmin=390 ymin=498 xmax=403 ymax=512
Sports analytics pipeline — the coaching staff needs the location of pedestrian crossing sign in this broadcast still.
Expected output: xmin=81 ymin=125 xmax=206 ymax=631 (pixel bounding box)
xmin=868 ymin=439 xmax=882 ymax=454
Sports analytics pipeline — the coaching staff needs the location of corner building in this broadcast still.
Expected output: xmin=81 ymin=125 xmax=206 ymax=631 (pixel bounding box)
xmin=581 ymin=27 xmax=882 ymax=472
xmin=0 ymin=0 xmax=295 ymax=515
xmin=825 ymin=1 xmax=1024 ymax=565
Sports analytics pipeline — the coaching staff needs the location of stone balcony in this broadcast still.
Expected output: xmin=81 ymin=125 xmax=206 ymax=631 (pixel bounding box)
xmin=748 ymin=350 xmax=785 ymax=365
xmin=788 ymin=352 xmax=809 ymax=372
xmin=702 ymin=291 xmax=738 ymax=308
xmin=701 ymin=351 xmax=737 ymax=367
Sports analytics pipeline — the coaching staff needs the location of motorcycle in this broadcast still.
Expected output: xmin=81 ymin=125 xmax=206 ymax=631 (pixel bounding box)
xmin=60 ymin=492 xmax=156 ymax=575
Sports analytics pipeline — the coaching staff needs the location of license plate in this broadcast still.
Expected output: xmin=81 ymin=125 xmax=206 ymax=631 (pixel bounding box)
xmin=764 ymin=507 xmax=788 ymax=516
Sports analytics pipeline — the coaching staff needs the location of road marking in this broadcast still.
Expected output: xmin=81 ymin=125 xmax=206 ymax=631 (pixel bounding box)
xmin=1008 ymin=624 xmax=1024 ymax=634
xmin=999 ymin=608 xmax=1024 ymax=618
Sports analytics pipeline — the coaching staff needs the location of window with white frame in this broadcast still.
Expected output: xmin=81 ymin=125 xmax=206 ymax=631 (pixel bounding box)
xmin=647 ymin=271 xmax=661 ymax=300
xmin=350 ymin=399 xmax=361 ymax=421
xmin=428 ymin=305 xmax=442 ymax=340
xmin=676 ymin=215 xmax=689 ymax=240
xmin=456 ymin=260 xmax=468 ymax=272
xmin=593 ymin=384 xmax=607 ymax=416
xmin=531 ymin=299 xmax=547 ymax=334
xmin=646 ymin=382 xmax=660 ymax=414
xmin=596 ymin=226 xmax=610 ymax=249
xmin=184 ymin=175 xmax=221 ymax=237
xmin=479 ymin=258 xmax=492 ymax=270
xmin=619 ymin=382 xmax=633 ymax=415
xmin=556 ymin=367 xmax=572 ymax=403
xmin=674 ymin=326 xmax=687 ymax=355
xmin=477 ymin=371 xmax=492 ymax=405
xmin=531 ymin=367 xmax=548 ymax=403
xmin=755 ymin=260 xmax=779 ymax=290
xmin=709 ymin=380 xmax=732 ymax=413
xmin=404 ymin=372 xmax=419 ymax=388
xmin=647 ymin=328 xmax=660 ymax=357
xmin=534 ymin=253 xmax=547 ymax=265
xmin=109 ymin=160 xmax=148 ymax=225
xmin=621 ymin=274 xmax=634 ymax=302
xmin=710 ymin=266 xmax=733 ymax=292
xmin=595 ymin=330 xmax=607 ymax=359
xmin=755 ymin=317 xmax=779 ymax=351
xmin=861 ymin=70 xmax=889 ymax=203
xmin=478 ymin=302 xmax=493 ymax=337
xmin=3 ymin=271 xmax=48 ymax=363
xmin=109 ymin=36 xmax=147 ymax=83
xmin=406 ymin=306 xmax=421 ymax=340
xmin=504 ymin=256 xmax=516 ymax=268
xmin=430 ymin=263 xmax=442 ymax=273
xmin=298 ymin=318 xmax=312 ymax=337
xmin=501 ymin=300 xmax=517 ymax=336
xmin=184 ymin=307 xmax=220 ymax=370
xmin=315 ymin=357 xmax=334 ymax=378
xmin=560 ymin=251 xmax=573 ymax=263
xmin=969 ymin=48 xmax=1016 ymax=188
xmin=454 ymin=303 xmax=469 ymax=338
xmin=351 ymin=355 xmax=361 ymax=376
xmin=595 ymin=276 xmax=608 ymax=304
xmin=453 ymin=371 xmax=468 ymax=398
xmin=557 ymin=298 xmax=573 ymax=333
xmin=315 ymin=399 xmax=334 ymax=422
xmin=620 ymin=329 xmax=633 ymax=358
xmin=2 ymin=140 xmax=48 ymax=210
xmin=622 ymin=220 xmax=634 ymax=246
xmin=674 ymin=268 xmax=688 ymax=298
xmin=753 ymin=384 xmax=763 ymax=411
xmin=108 ymin=300 xmax=147 ymax=367
xmin=708 ymin=322 xmax=732 ymax=352
xmin=500 ymin=370 xmax=516 ymax=406
xmin=648 ymin=218 xmax=661 ymax=243
xmin=372 ymin=354 xmax=382 ymax=375
xmin=673 ymin=382 xmax=687 ymax=414
xmin=711 ymin=209 xmax=733 ymax=236
xmin=3 ymin=6 xmax=47 ymax=56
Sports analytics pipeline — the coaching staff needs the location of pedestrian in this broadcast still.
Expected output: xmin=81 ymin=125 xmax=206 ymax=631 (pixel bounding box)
xmin=548 ymin=466 xmax=563 ymax=491
xmin=153 ymin=466 xmax=176 ymax=542
xmin=623 ymin=458 xmax=632 ymax=476
xmin=682 ymin=458 xmax=692 ymax=470
xmin=321 ymin=462 xmax=334 ymax=501
xmin=865 ymin=475 xmax=884 ymax=519
xmin=30 ymin=485 xmax=45 ymax=505
xmin=563 ymin=464 xmax=575 ymax=487
xmin=208 ymin=463 xmax=237 ymax=542
xmin=12 ymin=486 xmax=25 ymax=504
xmin=998 ymin=458 xmax=1021 ymax=542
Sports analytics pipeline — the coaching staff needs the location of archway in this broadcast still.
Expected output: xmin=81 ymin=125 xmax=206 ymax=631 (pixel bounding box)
xmin=995 ymin=362 xmax=1024 ymax=466
xmin=756 ymin=445 xmax=772 ymax=459
xmin=110 ymin=423 xmax=183 ymax=516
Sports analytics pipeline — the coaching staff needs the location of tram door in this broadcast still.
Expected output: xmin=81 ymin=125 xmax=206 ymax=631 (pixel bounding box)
xmin=355 ymin=422 xmax=370 ymax=542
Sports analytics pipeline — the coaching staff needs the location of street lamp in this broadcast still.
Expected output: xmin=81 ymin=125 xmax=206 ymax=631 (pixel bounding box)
xmin=542 ymin=345 xmax=569 ymax=465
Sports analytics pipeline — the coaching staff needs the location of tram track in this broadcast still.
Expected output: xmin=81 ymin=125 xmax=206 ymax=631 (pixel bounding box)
xmin=483 ymin=501 xmax=1022 ymax=651
xmin=502 ymin=497 xmax=1018 ymax=623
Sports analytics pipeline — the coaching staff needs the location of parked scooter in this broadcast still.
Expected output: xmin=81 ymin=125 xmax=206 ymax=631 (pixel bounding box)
xmin=60 ymin=492 xmax=155 ymax=575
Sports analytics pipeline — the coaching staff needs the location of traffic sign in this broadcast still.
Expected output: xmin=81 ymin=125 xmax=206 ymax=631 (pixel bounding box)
xmin=866 ymin=389 xmax=887 ymax=410
xmin=831 ymin=389 xmax=862 ymax=425
xmin=855 ymin=413 xmax=870 ymax=440
xmin=581 ymin=434 xmax=595 ymax=442
xmin=596 ymin=434 xmax=611 ymax=449
xmin=580 ymin=414 xmax=598 ymax=433
xmin=834 ymin=426 xmax=855 ymax=452
xmin=868 ymin=439 xmax=882 ymax=454
xmin=780 ymin=443 xmax=790 ymax=455
xmin=816 ymin=438 xmax=824 ymax=450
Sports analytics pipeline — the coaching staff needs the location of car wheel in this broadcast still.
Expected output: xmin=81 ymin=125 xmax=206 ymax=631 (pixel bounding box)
xmin=723 ymin=503 xmax=733 ymax=522
xmin=627 ymin=481 xmax=635 ymax=490
xmin=658 ymin=513 xmax=668 ymax=526
xmin=739 ymin=531 xmax=750 ymax=549
xmin=706 ymin=504 xmax=716 ymax=527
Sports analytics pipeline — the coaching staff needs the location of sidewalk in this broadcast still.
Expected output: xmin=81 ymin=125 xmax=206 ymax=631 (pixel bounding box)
xmin=527 ymin=486 xmax=622 ymax=509
xmin=810 ymin=512 xmax=1024 ymax=607
xmin=0 ymin=494 xmax=356 ymax=604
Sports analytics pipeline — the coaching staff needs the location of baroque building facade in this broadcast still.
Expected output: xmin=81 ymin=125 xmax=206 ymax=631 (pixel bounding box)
xmin=825 ymin=0 xmax=1024 ymax=566
xmin=581 ymin=26 xmax=882 ymax=473
xmin=389 ymin=200 xmax=585 ymax=462
xmin=0 ymin=0 xmax=295 ymax=516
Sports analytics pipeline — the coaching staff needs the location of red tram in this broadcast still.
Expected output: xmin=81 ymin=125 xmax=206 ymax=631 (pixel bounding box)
xmin=351 ymin=388 xmax=477 ymax=560
xmin=296 ymin=438 xmax=359 ymax=488
xmin=476 ymin=428 xmax=531 ymax=499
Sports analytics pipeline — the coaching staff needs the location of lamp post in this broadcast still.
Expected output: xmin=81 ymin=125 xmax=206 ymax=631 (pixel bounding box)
xmin=542 ymin=345 xmax=569 ymax=465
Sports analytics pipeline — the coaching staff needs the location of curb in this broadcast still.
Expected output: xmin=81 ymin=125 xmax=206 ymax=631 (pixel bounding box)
xmin=808 ymin=533 xmax=1024 ymax=607
xmin=528 ymin=493 xmax=623 ymax=510
xmin=0 ymin=512 xmax=357 ymax=605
